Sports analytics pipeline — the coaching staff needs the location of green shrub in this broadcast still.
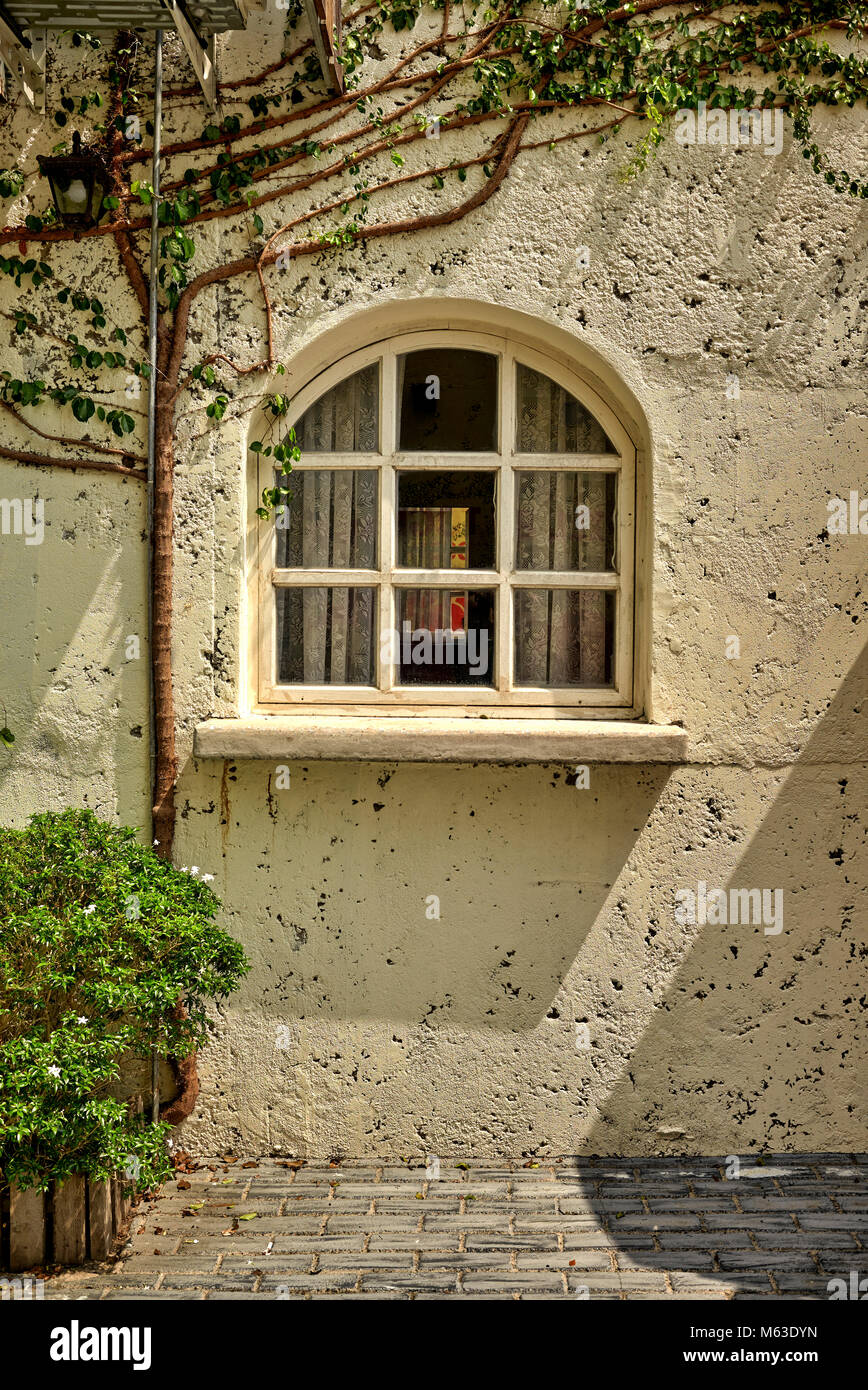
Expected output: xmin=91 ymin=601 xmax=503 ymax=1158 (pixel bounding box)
xmin=0 ymin=809 xmax=248 ymax=1191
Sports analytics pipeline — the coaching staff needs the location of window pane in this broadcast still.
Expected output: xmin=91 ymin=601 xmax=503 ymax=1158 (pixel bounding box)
xmin=392 ymin=589 xmax=495 ymax=686
xmin=516 ymin=363 xmax=615 ymax=453
xmin=293 ymin=363 xmax=379 ymax=452
xmin=276 ymin=587 xmax=376 ymax=684
xmin=276 ymin=469 xmax=377 ymax=569
xmin=516 ymin=471 xmax=615 ymax=571
xmin=398 ymin=349 xmax=497 ymax=451
xmin=514 ymin=589 xmax=614 ymax=687
xmin=397 ymin=471 xmax=496 ymax=570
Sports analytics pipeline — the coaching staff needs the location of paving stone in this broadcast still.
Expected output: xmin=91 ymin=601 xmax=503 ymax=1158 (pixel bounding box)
xmin=114 ymin=1257 xmax=219 ymax=1274
xmin=45 ymin=1288 xmax=107 ymax=1300
xmin=147 ymin=1216 xmax=274 ymax=1234
xmin=308 ymin=1291 xmax=407 ymax=1300
xmin=798 ymin=1213 xmax=868 ymax=1230
xmin=205 ymin=1291 xmax=291 ymax=1300
xmin=292 ymin=1183 xmax=414 ymax=1198
xmin=716 ymin=1252 xmax=818 ymax=1271
xmin=701 ymin=1213 xmax=796 ymax=1230
xmin=517 ymin=1250 xmax=613 ymax=1270
xmin=599 ymin=1184 xmax=690 ymax=1198
xmin=170 ymin=1236 xmax=291 ymax=1258
xmin=368 ymin=1199 xmax=465 ymax=1212
xmin=360 ymin=1272 xmax=459 ymax=1291
xmin=557 ymin=1166 xmax=635 ymax=1179
xmin=421 ymin=1215 xmax=522 ymax=1231
xmin=412 ymin=1291 xmax=518 ymax=1300
xmin=612 ymin=1274 xmax=675 ymax=1294
xmin=614 ymin=1213 xmax=703 ymax=1230
xmin=647 ymin=1197 xmax=740 ymax=1212
xmin=269 ymin=1235 xmax=367 ymax=1252
xmin=324 ymin=1216 xmax=423 ymax=1232
xmin=102 ymin=1290 xmax=207 ymax=1300
xmin=416 ymin=1252 xmax=514 ymax=1268
xmin=616 ymin=1251 xmax=716 ymax=1270
xmin=659 ymin=1232 xmax=753 ymax=1248
xmin=38 ymin=1156 xmax=866 ymax=1303
xmin=516 ymin=1180 xmax=579 ymax=1195
xmin=367 ymin=1234 xmax=460 ymax=1251
xmin=159 ymin=1275 xmax=263 ymax=1291
xmin=774 ymin=1275 xmax=841 ymax=1292
xmin=589 ymin=1233 xmax=658 ymax=1249
xmin=454 ymin=1200 xmax=560 ymax=1214
xmin=463 ymin=1232 xmax=561 ymax=1250
xmin=311 ymin=1252 xmax=417 ymax=1269
xmin=569 ymin=1272 xmax=669 ymax=1295
xmin=218 ymin=1254 xmax=313 ymax=1272
xmin=460 ymin=1272 xmax=565 ymax=1293
xmin=687 ymin=1182 xmax=745 ymax=1196
xmin=259 ymin=1272 xmax=359 ymax=1291
xmin=736 ymin=1196 xmax=833 ymax=1212
xmin=512 ymin=1216 xmax=602 ymax=1230
xmin=753 ymin=1233 xmax=859 ymax=1251
xmin=668 ymin=1271 xmax=741 ymax=1294
xmin=558 ymin=1198 xmax=645 ymax=1214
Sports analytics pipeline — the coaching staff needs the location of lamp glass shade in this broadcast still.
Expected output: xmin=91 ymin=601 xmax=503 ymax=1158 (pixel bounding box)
xmin=37 ymin=138 xmax=109 ymax=229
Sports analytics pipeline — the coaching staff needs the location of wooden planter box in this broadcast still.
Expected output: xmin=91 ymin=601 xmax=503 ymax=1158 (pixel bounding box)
xmin=0 ymin=1176 xmax=135 ymax=1271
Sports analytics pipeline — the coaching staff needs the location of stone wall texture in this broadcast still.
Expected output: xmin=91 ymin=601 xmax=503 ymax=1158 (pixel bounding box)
xmin=0 ymin=10 xmax=865 ymax=1158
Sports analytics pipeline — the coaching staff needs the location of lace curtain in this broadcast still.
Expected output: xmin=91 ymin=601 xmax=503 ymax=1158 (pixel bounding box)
xmin=277 ymin=366 xmax=378 ymax=684
xmin=514 ymin=365 xmax=614 ymax=687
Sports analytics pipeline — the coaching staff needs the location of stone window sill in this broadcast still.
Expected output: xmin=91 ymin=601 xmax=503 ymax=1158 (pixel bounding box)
xmin=193 ymin=717 xmax=688 ymax=764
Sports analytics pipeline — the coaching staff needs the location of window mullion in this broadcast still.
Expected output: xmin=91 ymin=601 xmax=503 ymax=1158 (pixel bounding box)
xmin=499 ymin=354 xmax=515 ymax=692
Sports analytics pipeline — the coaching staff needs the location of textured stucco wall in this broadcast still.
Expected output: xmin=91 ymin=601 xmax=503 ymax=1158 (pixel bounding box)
xmin=0 ymin=12 xmax=865 ymax=1157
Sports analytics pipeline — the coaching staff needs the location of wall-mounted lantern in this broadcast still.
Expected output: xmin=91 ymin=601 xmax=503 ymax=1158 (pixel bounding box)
xmin=37 ymin=130 xmax=109 ymax=229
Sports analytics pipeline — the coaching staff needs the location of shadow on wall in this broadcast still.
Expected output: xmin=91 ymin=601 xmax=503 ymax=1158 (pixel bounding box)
xmin=578 ymin=640 xmax=866 ymax=1196
xmin=178 ymin=648 xmax=863 ymax=1160
xmin=201 ymin=760 xmax=673 ymax=1030
xmin=0 ymin=475 xmax=149 ymax=825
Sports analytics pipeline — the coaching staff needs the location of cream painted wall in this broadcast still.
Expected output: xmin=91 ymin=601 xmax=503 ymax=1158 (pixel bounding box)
xmin=0 ymin=11 xmax=865 ymax=1157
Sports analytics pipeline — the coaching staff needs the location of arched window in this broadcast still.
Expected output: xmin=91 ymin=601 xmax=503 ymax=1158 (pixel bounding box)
xmin=254 ymin=331 xmax=634 ymax=712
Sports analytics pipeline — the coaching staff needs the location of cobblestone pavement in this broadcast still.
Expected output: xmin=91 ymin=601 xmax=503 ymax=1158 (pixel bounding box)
xmin=44 ymin=1154 xmax=868 ymax=1300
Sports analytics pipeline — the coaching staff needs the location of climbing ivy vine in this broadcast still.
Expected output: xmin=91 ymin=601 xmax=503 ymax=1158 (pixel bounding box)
xmin=0 ymin=0 xmax=865 ymax=853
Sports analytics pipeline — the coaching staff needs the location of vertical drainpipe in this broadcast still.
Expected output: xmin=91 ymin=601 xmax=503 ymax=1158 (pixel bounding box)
xmin=148 ymin=30 xmax=163 ymax=1126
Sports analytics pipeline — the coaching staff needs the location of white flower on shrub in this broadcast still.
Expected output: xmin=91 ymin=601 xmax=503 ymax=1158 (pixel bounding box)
xmin=82 ymin=904 xmax=96 ymax=915
xmin=76 ymin=1015 xmax=87 ymax=1024
xmin=47 ymin=1065 xmax=61 ymax=1078
xmin=202 ymin=873 xmax=214 ymax=883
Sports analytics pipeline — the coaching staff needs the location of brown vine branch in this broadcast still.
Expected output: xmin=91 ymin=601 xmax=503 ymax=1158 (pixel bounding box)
xmin=156 ymin=33 xmax=514 ymax=198
xmin=1 ymin=7 xmax=854 ymax=250
xmin=170 ymin=349 xmax=275 ymax=405
xmin=121 ymin=20 xmax=509 ymax=167
xmin=0 ymin=399 xmax=146 ymax=463
xmin=114 ymin=229 xmax=150 ymax=321
xmin=169 ymin=110 xmax=529 ymax=393
xmin=0 ymin=443 xmax=146 ymax=479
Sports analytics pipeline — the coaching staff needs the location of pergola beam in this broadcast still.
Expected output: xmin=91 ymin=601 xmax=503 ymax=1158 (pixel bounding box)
xmin=162 ymin=0 xmax=220 ymax=112
xmin=0 ymin=6 xmax=44 ymax=110
xmin=301 ymin=0 xmax=343 ymax=95
xmin=1 ymin=2 xmax=252 ymax=31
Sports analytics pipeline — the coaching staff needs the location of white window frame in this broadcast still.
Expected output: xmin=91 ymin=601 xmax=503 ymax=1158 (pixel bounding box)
xmin=253 ymin=330 xmax=635 ymax=715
